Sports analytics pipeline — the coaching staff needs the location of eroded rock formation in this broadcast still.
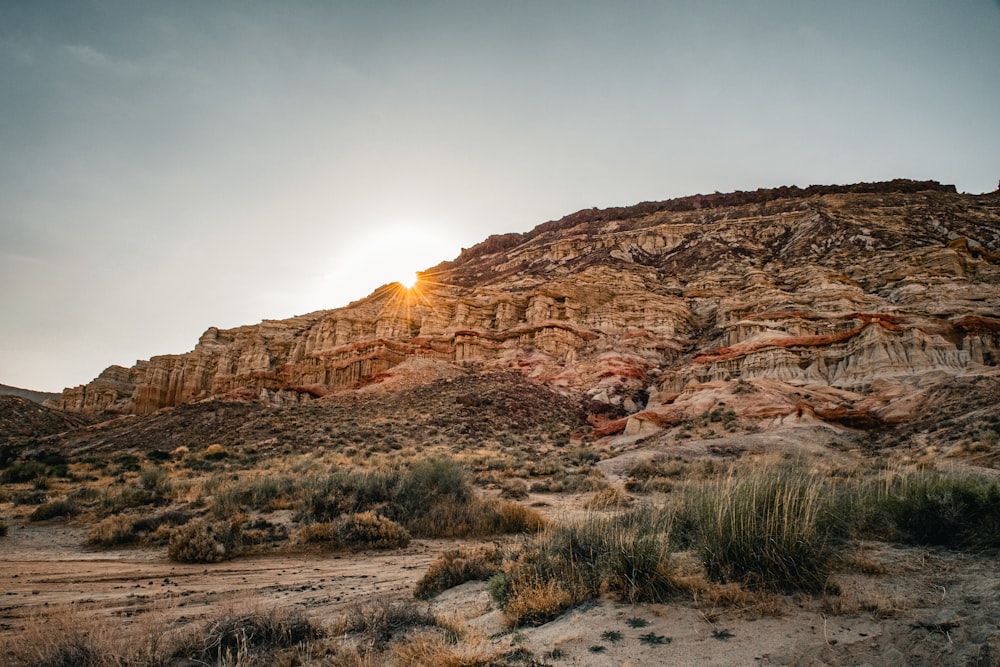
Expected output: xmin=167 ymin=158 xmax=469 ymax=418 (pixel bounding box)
xmin=50 ymin=180 xmax=1000 ymax=435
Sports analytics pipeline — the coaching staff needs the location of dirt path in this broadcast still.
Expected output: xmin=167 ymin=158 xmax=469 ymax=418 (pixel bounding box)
xmin=0 ymin=523 xmax=452 ymax=633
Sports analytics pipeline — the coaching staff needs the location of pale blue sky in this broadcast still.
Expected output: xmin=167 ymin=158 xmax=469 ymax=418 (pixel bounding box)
xmin=2 ymin=1 xmax=998 ymax=391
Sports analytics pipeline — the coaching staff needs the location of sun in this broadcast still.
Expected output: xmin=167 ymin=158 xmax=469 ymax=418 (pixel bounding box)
xmin=396 ymin=271 xmax=419 ymax=290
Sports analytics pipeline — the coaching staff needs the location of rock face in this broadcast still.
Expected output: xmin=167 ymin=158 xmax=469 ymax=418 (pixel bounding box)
xmin=50 ymin=180 xmax=1000 ymax=434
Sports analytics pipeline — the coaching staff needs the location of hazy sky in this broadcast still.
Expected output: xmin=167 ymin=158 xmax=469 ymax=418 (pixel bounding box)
xmin=2 ymin=1 xmax=998 ymax=392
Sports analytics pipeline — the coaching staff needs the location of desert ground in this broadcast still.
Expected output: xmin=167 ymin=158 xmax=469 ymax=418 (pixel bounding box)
xmin=4 ymin=408 xmax=1000 ymax=666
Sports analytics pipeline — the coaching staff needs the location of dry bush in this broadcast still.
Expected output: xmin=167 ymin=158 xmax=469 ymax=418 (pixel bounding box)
xmin=501 ymin=579 xmax=575 ymax=628
xmin=297 ymin=521 xmax=337 ymax=545
xmin=413 ymin=545 xmax=503 ymax=599
xmin=335 ymin=597 xmax=438 ymax=652
xmin=175 ymin=604 xmax=320 ymax=666
xmin=28 ymin=498 xmax=79 ymax=522
xmin=168 ymin=517 xmax=242 ymax=563
xmin=499 ymin=478 xmax=529 ymax=500
xmin=1 ymin=603 xmax=173 ymax=667
xmin=584 ymin=485 xmax=632 ymax=510
xmin=336 ymin=511 xmax=411 ymax=550
xmin=203 ymin=443 xmax=229 ymax=459
xmin=86 ymin=514 xmax=136 ymax=547
xmin=86 ymin=510 xmax=192 ymax=548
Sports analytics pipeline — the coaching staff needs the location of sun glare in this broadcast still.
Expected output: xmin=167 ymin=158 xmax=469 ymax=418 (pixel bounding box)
xmin=397 ymin=271 xmax=419 ymax=290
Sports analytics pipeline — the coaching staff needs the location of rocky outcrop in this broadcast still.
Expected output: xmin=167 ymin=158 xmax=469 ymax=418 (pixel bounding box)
xmin=50 ymin=181 xmax=1000 ymax=433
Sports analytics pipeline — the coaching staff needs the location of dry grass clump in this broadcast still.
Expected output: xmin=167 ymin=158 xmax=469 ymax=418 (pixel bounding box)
xmin=584 ymin=485 xmax=632 ymax=509
xmin=2 ymin=602 xmax=322 ymax=667
xmin=174 ymin=605 xmax=320 ymax=666
xmin=3 ymin=606 xmax=143 ymax=667
xmin=297 ymin=512 xmax=410 ymax=550
xmin=334 ymin=597 xmax=439 ymax=652
xmin=167 ymin=517 xmax=242 ymax=563
xmin=413 ymin=545 xmax=503 ymax=600
xmin=86 ymin=510 xmax=192 ymax=548
xmin=499 ymin=578 xmax=576 ymax=628
xmin=490 ymin=508 xmax=677 ymax=627
xmin=207 ymin=472 xmax=297 ymax=517
xmin=27 ymin=498 xmax=79 ymax=522
xmin=294 ymin=457 xmax=542 ymax=540
xmin=85 ymin=513 xmax=135 ymax=547
xmin=388 ymin=630 xmax=502 ymax=667
xmin=499 ymin=477 xmax=529 ymax=499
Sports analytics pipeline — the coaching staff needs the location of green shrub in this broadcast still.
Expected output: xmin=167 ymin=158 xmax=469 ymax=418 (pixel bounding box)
xmin=167 ymin=518 xmax=242 ymax=563
xmin=13 ymin=490 xmax=47 ymax=506
xmin=684 ymin=466 xmax=838 ymax=593
xmin=858 ymin=469 xmax=1000 ymax=549
xmin=1 ymin=461 xmax=48 ymax=483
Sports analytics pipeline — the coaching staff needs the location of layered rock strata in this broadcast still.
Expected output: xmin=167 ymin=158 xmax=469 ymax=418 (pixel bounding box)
xmin=51 ymin=180 xmax=1000 ymax=435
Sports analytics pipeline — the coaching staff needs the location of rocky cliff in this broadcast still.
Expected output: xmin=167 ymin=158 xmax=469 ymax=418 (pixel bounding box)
xmin=50 ymin=179 xmax=1000 ymax=437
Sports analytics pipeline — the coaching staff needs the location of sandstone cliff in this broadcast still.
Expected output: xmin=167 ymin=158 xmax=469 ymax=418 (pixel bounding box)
xmin=50 ymin=180 xmax=1000 ymax=436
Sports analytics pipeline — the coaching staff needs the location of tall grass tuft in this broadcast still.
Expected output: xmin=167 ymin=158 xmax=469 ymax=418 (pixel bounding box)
xmin=854 ymin=467 xmax=1000 ymax=549
xmin=684 ymin=465 xmax=839 ymax=593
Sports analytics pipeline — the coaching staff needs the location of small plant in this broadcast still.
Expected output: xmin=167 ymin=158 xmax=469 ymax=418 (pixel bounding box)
xmin=588 ymin=645 xmax=607 ymax=653
xmin=639 ymin=632 xmax=671 ymax=645
xmin=711 ymin=628 xmax=735 ymax=640
xmin=500 ymin=478 xmax=529 ymax=500
xmin=584 ymin=486 xmax=632 ymax=510
xmin=626 ymin=617 xmax=649 ymax=628
xmin=600 ymin=630 xmax=623 ymax=643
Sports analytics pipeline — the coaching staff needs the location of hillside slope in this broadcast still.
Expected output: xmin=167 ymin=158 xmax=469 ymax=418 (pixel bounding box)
xmin=47 ymin=180 xmax=1000 ymax=440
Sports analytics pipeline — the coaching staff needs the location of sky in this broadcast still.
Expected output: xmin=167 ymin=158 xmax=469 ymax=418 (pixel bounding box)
xmin=1 ymin=1 xmax=998 ymax=393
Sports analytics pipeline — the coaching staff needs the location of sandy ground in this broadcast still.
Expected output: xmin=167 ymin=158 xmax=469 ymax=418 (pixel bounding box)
xmin=429 ymin=542 xmax=1000 ymax=666
xmin=0 ymin=523 xmax=448 ymax=633
xmin=4 ymin=521 xmax=1000 ymax=666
